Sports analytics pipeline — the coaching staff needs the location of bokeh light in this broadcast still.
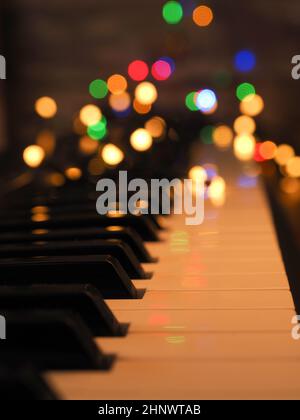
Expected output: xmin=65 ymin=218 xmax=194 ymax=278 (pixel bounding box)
xmin=128 ymin=60 xmax=149 ymax=81
xmin=23 ymin=145 xmax=46 ymax=168
xmin=274 ymin=144 xmax=295 ymax=166
xmin=240 ymin=94 xmax=264 ymax=116
xmin=135 ymin=82 xmax=158 ymax=105
xmin=286 ymin=157 xmax=300 ymax=178
xmin=87 ymin=118 xmax=107 ymax=141
xmin=208 ymin=176 xmax=226 ymax=207
xmin=133 ymin=99 xmax=152 ymax=114
xmin=109 ymin=92 xmax=131 ymax=112
xmin=145 ymin=117 xmax=166 ymax=138
xmin=280 ymin=178 xmax=300 ymax=194
xmin=36 ymin=130 xmax=56 ymax=156
xmin=200 ymin=125 xmax=214 ymax=144
xmin=79 ymin=135 xmax=99 ymax=155
xmin=65 ymin=167 xmax=82 ymax=181
xmin=151 ymin=60 xmax=172 ymax=81
xmin=79 ymin=104 xmax=102 ymax=126
xmin=107 ymin=74 xmax=128 ymax=95
xmin=102 ymin=144 xmax=124 ymax=166
xmin=234 ymin=134 xmax=256 ymax=161
xmin=259 ymin=141 xmax=277 ymax=160
xmin=192 ymin=5 xmax=213 ymax=27
xmin=236 ymin=82 xmax=256 ymax=101
xmin=233 ymin=115 xmax=256 ymax=134
xmin=130 ymin=128 xmax=153 ymax=152
xmin=188 ymin=166 xmax=208 ymax=183
xmin=185 ymin=92 xmax=198 ymax=111
xmin=162 ymin=1 xmax=183 ymax=25
xmin=195 ymin=89 xmax=217 ymax=113
xmin=213 ymin=125 xmax=233 ymax=149
xmin=234 ymin=50 xmax=256 ymax=72
xmin=35 ymin=97 xmax=57 ymax=119
xmin=89 ymin=79 xmax=108 ymax=99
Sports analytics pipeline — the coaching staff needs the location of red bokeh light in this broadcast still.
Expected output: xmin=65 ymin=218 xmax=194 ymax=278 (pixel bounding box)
xmin=128 ymin=60 xmax=149 ymax=81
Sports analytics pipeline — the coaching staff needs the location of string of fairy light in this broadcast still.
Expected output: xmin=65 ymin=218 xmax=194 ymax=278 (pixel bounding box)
xmin=22 ymin=1 xmax=300 ymax=200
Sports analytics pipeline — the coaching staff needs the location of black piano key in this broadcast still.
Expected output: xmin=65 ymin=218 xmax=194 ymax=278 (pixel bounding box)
xmin=0 ymin=255 xmax=141 ymax=299
xmin=0 ymin=212 xmax=159 ymax=241
xmin=0 ymin=227 xmax=156 ymax=263
xmin=0 ymin=284 xmax=127 ymax=337
xmin=1 ymin=310 xmax=114 ymax=371
xmin=0 ymin=364 xmax=59 ymax=400
xmin=0 ymin=239 xmax=149 ymax=279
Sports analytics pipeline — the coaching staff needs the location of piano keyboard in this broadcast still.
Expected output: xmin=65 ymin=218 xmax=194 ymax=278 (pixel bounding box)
xmin=0 ymin=148 xmax=299 ymax=400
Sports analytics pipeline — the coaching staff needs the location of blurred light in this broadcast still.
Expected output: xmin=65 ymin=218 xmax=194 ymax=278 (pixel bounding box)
xmin=203 ymin=163 xmax=218 ymax=180
xmin=188 ymin=166 xmax=208 ymax=183
xmin=185 ymin=92 xmax=198 ymax=111
xmin=89 ymin=79 xmax=108 ymax=99
xmin=286 ymin=157 xmax=300 ymax=178
xmin=87 ymin=118 xmax=107 ymax=141
xmin=133 ymin=99 xmax=152 ymax=114
xmin=79 ymin=105 xmax=102 ymax=126
xmin=162 ymin=1 xmax=183 ymax=24
xmin=234 ymin=115 xmax=256 ymax=134
xmin=135 ymin=82 xmax=158 ymax=105
xmin=79 ymin=135 xmax=99 ymax=155
xmin=35 ymin=97 xmax=57 ymax=119
xmin=88 ymin=157 xmax=105 ymax=176
xmin=280 ymin=177 xmax=300 ymax=194
xmin=128 ymin=60 xmax=149 ymax=81
xmin=23 ymin=145 xmax=45 ymax=168
xmin=73 ymin=116 xmax=87 ymax=135
xmin=236 ymin=82 xmax=256 ymax=101
xmin=65 ymin=167 xmax=82 ymax=181
xmin=130 ymin=128 xmax=153 ymax=152
xmin=151 ymin=60 xmax=172 ymax=81
xmin=238 ymin=175 xmax=257 ymax=189
xmin=259 ymin=141 xmax=277 ymax=160
xmin=192 ymin=5 xmax=213 ymax=27
xmin=102 ymin=144 xmax=124 ymax=166
xmin=107 ymin=74 xmax=127 ymax=95
xmin=240 ymin=94 xmax=264 ymax=116
xmin=46 ymin=172 xmax=65 ymax=187
xmin=274 ymin=144 xmax=295 ymax=166
xmin=234 ymin=134 xmax=256 ymax=161
xmin=36 ymin=130 xmax=56 ymax=156
xmin=109 ymin=92 xmax=131 ymax=112
xmin=213 ymin=125 xmax=233 ymax=149
xmin=208 ymin=176 xmax=226 ymax=207
xmin=234 ymin=50 xmax=256 ymax=72
xmin=201 ymin=100 xmax=218 ymax=115
xmin=196 ymin=89 xmax=217 ymax=112
xmin=145 ymin=117 xmax=166 ymax=138
xmin=200 ymin=125 xmax=214 ymax=144
xmin=159 ymin=56 xmax=176 ymax=72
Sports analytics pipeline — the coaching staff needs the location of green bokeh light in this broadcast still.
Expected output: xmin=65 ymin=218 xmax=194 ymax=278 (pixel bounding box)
xmin=89 ymin=79 xmax=108 ymax=99
xmin=236 ymin=82 xmax=256 ymax=101
xmin=185 ymin=92 xmax=198 ymax=111
xmin=162 ymin=1 xmax=183 ymax=25
xmin=87 ymin=118 xmax=107 ymax=141
xmin=200 ymin=125 xmax=214 ymax=144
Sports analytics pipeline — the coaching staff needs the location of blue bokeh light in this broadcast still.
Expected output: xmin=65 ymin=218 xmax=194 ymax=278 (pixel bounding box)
xmin=234 ymin=50 xmax=256 ymax=72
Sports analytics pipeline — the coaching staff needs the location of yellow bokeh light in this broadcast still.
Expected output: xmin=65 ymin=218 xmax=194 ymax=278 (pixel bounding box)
xmin=135 ymin=82 xmax=158 ymax=105
xmin=286 ymin=156 xmax=300 ymax=178
xmin=213 ymin=125 xmax=233 ymax=149
xmin=102 ymin=144 xmax=124 ymax=166
xmin=208 ymin=176 xmax=226 ymax=207
xmin=23 ymin=145 xmax=46 ymax=168
xmin=107 ymin=74 xmax=128 ymax=95
xmin=130 ymin=128 xmax=153 ymax=152
xmin=35 ymin=97 xmax=57 ymax=119
xmin=188 ymin=166 xmax=208 ymax=183
xmin=65 ymin=167 xmax=82 ymax=181
xmin=240 ymin=94 xmax=264 ymax=116
xmin=274 ymin=144 xmax=295 ymax=166
xmin=234 ymin=134 xmax=256 ymax=161
xmin=280 ymin=177 xmax=300 ymax=194
xmin=259 ymin=141 xmax=277 ymax=160
xmin=145 ymin=117 xmax=166 ymax=138
xmin=233 ymin=115 xmax=256 ymax=134
xmin=79 ymin=135 xmax=99 ymax=155
xmin=109 ymin=92 xmax=131 ymax=112
xmin=133 ymin=99 xmax=152 ymax=115
xmin=79 ymin=104 xmax=102 ymax=126
xmin=192 ymin=5 xmax=214 ymax=27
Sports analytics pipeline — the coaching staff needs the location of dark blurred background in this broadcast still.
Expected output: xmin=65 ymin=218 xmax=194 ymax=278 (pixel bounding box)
xmin=0 ymin=0 xmax=299 ymax=156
